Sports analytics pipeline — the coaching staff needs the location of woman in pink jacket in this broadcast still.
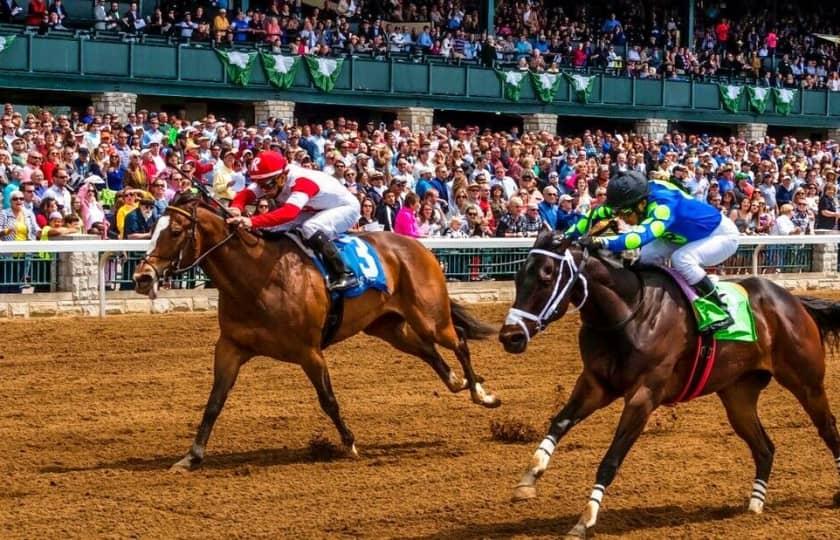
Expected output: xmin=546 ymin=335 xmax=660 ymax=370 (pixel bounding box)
xmin=394 ymin=192 xmax=423 ymax=237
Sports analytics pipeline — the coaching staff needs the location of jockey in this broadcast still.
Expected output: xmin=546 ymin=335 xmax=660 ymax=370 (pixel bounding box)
xmin=227 ymin=150 xmax=361 ymax=291
xmin=571 ymin=171 xmax=739 ymax=333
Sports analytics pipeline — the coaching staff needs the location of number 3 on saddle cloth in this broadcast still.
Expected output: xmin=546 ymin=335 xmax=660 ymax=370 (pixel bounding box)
xmin=660 ymin=266 xmax=758 ymax=405
xmin=287 ymin=233 xmax=390 ymax=346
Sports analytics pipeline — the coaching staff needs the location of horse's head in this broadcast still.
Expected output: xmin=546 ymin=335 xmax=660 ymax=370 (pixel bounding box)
xmin=133 ymin=193 xmax=219 ymax=298
xmin=499 ymin=227 xmax=588 ymax=354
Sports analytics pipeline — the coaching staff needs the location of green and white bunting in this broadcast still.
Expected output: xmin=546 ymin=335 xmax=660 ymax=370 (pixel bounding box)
xmin=305 ymin=56 xmax=344 ymax=92
xmin=261 ymin=53 xmax=300 ymax=90
xmin=0 ymin=35 xmax=15 ymax=55
xmin=495 ymin=70 xmax=526 ymax=101
xmin=774 ymin=88 xmax=797 ymax=116
xmin=530 ymin=72 xmax=562 ymax=103
xmin=217 ymin=50 xmax=257 ymax=86
xmin=746 ymin=86 xmax=771 ymax=114
xmin=564 ymin=73 xmax=595 ymax=103
xmin=719 ymin=84 xmax=743 ymax=113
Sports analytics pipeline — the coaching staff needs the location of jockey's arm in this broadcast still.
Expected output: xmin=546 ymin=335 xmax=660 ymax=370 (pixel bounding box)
xmin=230 ymin=185 xmax=257 ymax=213
xmin=603 ymin=203 xmax=676 ymax=252
xmin=565 ymin=205 xmax=614 ymax=238
xmin=250 ymin=178 xmax=320 ymax=229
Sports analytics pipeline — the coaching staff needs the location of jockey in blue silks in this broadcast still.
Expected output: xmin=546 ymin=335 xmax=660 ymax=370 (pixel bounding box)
xmin=568 ymin=171 xmax=740 ymax=333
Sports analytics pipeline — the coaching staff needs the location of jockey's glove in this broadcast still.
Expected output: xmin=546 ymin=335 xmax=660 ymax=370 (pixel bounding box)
xmin=578 ymin=236 xmax=606 ymax=251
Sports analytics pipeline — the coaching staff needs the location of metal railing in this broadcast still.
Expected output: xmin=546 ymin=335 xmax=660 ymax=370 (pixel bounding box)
xmin=0 ymin=236 xmax=836 ymax=316
xmin=103 ymin=251 xmax=210 ymax=291
xmin=0 ymin=254 xmax=57 ymax=293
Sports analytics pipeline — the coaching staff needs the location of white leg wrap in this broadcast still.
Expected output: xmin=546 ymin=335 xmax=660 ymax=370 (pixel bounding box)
xmin=531 ymin=436 xmax=557 ymax=473
xmin=835 ymin=456 xmax=840 ymax=475
xmin=748 ymin=479 xmax=767 ymax=513
xmin=583 ymin=485 xmax=606 ymax=527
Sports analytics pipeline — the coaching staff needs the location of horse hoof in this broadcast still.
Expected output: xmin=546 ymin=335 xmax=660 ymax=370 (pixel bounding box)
xmin=564 ymin=523 xmax=588 ymax=539
xmin=346 ymin=444 xmax=359 ymax=458
xmin=512 ymin=484 xmax=537 ymax=502
xmin=169 ymin=455 xmax=198 ymax=473
xmin=748 ymin=499 xmax=764 ymax=514
xmin=482 ymin=394 xmax=502 ymax=408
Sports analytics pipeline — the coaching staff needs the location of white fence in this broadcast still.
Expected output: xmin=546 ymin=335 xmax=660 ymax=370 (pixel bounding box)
xmin=0 ymin=235 xmax=838 ymax=317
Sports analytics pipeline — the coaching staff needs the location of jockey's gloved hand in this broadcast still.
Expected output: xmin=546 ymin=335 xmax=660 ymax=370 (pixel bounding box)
xmin=578 ymin=236 xmax=606 ymax=251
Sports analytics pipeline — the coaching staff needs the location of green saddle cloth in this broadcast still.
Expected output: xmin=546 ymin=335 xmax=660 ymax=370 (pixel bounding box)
xmin=693 ymin=282 xmax=757 ymax=342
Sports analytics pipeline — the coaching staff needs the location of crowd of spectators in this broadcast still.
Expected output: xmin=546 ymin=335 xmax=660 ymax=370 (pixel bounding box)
xmin=2 ymin=1 xmax=838 ymax=88
xmin=2 ymin=101 xmax=840 ymax=250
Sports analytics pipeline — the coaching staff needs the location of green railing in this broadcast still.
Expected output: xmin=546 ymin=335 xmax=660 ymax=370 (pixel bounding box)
xmin=0 ymin=243 xmax=818 ymax=294
xmin=0 ymin=28 xmax=838 ymax=127
xmin=0 ymin=254 xmax=57 ymax=292
xmin=104 ymin=252 xmax=210 ymax=290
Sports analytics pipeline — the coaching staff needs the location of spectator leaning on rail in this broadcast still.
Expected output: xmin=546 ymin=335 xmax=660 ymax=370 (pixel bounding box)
xmin=227 ymin=151 xmax=361 ymax=291
xmin=573 ymin=172 xmax=740 ymax=334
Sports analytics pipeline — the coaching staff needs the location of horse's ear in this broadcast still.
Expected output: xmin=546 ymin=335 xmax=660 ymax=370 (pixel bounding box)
xmin=535 ymin=225 xmax=554 ymax=246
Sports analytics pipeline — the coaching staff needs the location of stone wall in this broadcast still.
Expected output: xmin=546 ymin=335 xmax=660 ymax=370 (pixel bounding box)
xmin=736 ymin=123 xmax=768 ymax=142
xmin=396 ymin=107 xmax=434 ymax=134
xmin=522 ymin=113 xmax=558 ymax=135
xmin=634 ymin=118 xmax=669 ymax=140
xmin=91 ymin=92 xmax=137 ymax=122
xmin=253 ymin=100 xmax=296 ymax=126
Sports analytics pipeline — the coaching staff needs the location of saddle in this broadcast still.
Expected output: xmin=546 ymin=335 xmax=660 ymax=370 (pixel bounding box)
xmin=280 ymin=231 xmax=389 ymax=348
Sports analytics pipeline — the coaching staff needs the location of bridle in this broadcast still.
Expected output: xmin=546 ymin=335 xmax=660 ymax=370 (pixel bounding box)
xmin=504 ymin=246 xmax=589 ymax=342
xmin=140 ymin=203 xmax=236 ymax=281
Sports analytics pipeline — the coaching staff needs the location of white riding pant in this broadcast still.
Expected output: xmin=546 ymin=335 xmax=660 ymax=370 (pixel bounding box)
xmin=638 ymin=216 xmax=739 ymax=285
xmin=266 ymin=198 xmax=361 ymax=241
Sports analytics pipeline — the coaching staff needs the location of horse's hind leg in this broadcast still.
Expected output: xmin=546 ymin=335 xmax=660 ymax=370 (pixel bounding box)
xmin=717 ymin=371 xmax=775 ymax=513
xmin=171 ymin=337 xmax=250 ymax=472
xmin=365 ymin=315 xmax=469 ymax=394
xmin=774 ymin=356 xmax=840 ymax=506
xmin=401 ymin=306 xmax=498 ymax=408
xmin=300 ymin=349 xmax=357 ymax=456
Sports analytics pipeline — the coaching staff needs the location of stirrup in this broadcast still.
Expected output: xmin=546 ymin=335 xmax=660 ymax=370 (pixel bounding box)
xmin=701 ymin=313 xmax=735 ymax=335
xmin=328 ymin=274 xmax=359 ymax=291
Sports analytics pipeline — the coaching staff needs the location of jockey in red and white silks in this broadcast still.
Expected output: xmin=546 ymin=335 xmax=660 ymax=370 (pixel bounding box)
xmin=227 ymin=150 xmax=361 ymax=291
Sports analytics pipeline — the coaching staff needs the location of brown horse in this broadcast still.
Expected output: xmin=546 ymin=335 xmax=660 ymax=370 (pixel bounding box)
xmin=499 ymin=228 xmax=840 ymax=538
xmin=133 ymin=194 xmax=499 ymax=471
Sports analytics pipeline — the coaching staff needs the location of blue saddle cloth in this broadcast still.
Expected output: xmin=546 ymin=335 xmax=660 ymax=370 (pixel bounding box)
xmin=308 ymin=235 xmax=389 ymax=298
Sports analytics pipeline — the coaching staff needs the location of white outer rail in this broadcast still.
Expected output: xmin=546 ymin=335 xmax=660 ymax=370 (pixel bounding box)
xmin=0 ymin=235 xmax=837 ymax=317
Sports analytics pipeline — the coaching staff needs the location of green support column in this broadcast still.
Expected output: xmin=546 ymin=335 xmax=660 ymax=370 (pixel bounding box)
xmin=687 ymin=0 xmax=695 ymax=50
xmin=240 ymin=0 xmax=249 ymax=11
xmin=483 ymin=0 xmax=495 ymax=35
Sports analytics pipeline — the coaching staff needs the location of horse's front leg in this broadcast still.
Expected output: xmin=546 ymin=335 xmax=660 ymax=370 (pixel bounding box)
xmin=171 ymin=337 xmax=251 ymax=472
xmin=566 ymin=384 xmax=658 ymax=539
xmin=513 ymin=372 xmax=614 ymax=501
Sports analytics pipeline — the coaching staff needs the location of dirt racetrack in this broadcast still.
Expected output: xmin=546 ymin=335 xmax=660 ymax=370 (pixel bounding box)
xmin=2 ymin=300 xmax=840 ymax=539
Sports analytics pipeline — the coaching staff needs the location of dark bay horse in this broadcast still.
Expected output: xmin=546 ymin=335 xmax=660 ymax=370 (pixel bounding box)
xmin=133 ymin=194 xmax=499 ymax=471
xmin=499 ymin=228 xmax=840 ymax=538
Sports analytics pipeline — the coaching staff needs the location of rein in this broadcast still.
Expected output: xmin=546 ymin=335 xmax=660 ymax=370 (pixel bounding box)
xmin=142 ymin=203 xmax=237 ymax=280
xmin=581 ymin=269 xmax=645 ymax=332
xmin=505 ymin=247 xmax=590 ymax=342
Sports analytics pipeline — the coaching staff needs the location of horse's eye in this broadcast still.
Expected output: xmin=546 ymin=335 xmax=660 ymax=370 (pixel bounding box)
xmin=539 ymin=264 xmax=554 ymax=282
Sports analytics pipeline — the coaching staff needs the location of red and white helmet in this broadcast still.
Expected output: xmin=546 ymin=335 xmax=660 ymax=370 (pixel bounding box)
xmin=250 ymin=150 xmax=288 ymax=182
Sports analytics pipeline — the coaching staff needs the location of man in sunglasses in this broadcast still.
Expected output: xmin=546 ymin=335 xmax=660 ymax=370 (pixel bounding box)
xmin=571 ymin=171 xmax=739 ymax=334
xmin=227 ymin=150 xmax=361 ymax=291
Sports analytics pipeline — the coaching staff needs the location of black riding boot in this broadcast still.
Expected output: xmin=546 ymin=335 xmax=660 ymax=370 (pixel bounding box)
xmin=693 ymin=275 xmax=735 ymax=333
xmin=306 ymin=232 xmax=359 ymax=291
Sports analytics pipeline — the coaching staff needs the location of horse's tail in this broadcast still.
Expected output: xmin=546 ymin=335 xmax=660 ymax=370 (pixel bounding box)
xmin=450 ymin=300 xmax=495 ymax=340
xmin=799 ymin=296 xmax=840 ymax=350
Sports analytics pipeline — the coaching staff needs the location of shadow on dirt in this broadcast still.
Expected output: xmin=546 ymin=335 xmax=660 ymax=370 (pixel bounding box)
xmin=403 ymin=503 xmax=743 ymax=539
xmin=39 ymin=439 xmax=449 ymax=473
